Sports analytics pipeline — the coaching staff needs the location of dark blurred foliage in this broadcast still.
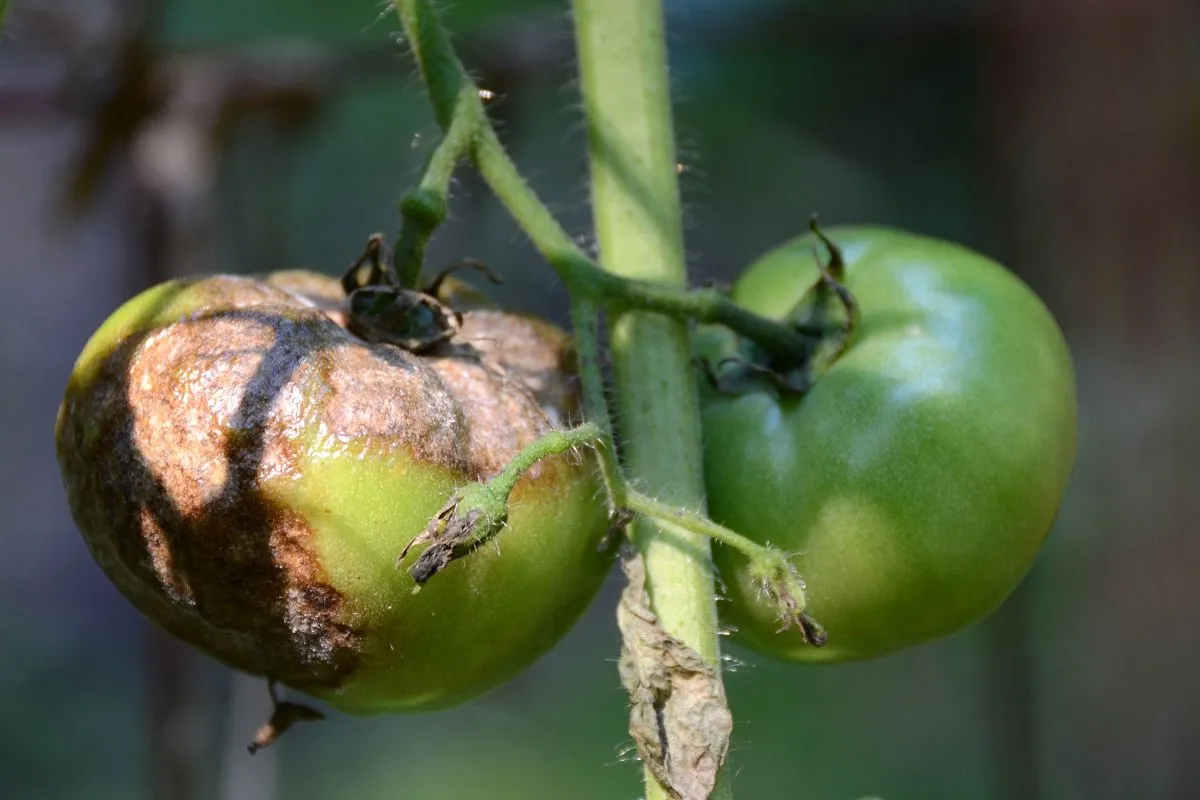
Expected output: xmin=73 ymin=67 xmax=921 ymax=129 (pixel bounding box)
xmin=2 ymin=0 xmax=1198 ymax=798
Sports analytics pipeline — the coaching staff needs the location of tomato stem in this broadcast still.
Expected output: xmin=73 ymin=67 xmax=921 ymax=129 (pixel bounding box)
xmin=569 ymin=296 xmax=628 ymax=512
xmin=488 ymin=423 xmax=607 ymax=501
xmin=576 ymin=295 xmax=819 ymax=643
xmin=623 ymin=493 xmax=766 ymax=565
xmin=392 ymin=90 xmax=479 ymax=289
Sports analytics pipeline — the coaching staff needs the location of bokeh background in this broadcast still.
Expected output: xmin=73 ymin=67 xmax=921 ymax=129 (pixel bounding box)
xmin=2 ymin=0 xmax=1198 ymax=798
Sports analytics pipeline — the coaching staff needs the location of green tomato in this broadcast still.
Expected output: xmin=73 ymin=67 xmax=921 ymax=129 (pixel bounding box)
xmin=698 ymin=228 xmax=1077 ymax=663
xmin=56 ymin=272 xmax=612 ymax=713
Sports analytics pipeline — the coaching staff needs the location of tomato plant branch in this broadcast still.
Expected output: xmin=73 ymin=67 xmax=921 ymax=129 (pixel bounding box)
xmin=573 ymin=292 xmax=821 ymax=640
xmin=397 ymin=405 xmax=817 ymax=619
xmin=491 ymin=423 xmax=607 ymax=500
xmin=390 ymin=0 xmax=810 ymax=361
xmin=392 ymin=89 xmax=479 ymax=288
xmin=476 ymin=121 xmax=813 ymax=358
xmin=393 ymin=0 xmax=473 ymax=128
xmin=569 ymin=295 xmax=628 ymax=510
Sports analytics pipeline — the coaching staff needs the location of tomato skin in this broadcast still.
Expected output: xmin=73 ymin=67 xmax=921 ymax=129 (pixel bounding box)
xmin=55 ymin=272 xmax=612 ymax=713
xmin=699 ymin=228 xmax=1077 ymax=663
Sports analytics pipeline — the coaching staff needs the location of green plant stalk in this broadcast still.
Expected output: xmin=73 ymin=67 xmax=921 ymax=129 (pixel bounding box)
xmin=393 ymin=0 xmax=472 ymax=128
xmin=486 ymin=423 xmax=605 ymax=501
xmin=569 ymin=296 xmax=627 ymax=509
xmin=571 ymin=1 xmax=729 ymax=798
xmin=625 ymin=491 xmax=771 ymax=560
xmin=433 ymin=403 xmax=813 ymax=622
xmin=451 ymin=413 xmax=814 ymax=623
xmin=571 ymin=0 xmax=715 ymax=652
xmin=393 ymin=90 xmax=479 ymax=288
xmin=628 ymin=490 xmax=824 ymax=645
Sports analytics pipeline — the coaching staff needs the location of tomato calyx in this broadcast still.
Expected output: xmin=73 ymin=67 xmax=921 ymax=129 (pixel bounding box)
xmin=699 ymin=218 xmax=860 ymax=398
xmin=790 ymin=218 xmax=860 ymax=372
xmin=340 ymin=234 xmax=506 ymax=354
xmin=747 ymin=557 xmax=827 ymax=646
xmin=397 ymin=422 xmax=614 ymax=588
xmin=339 ymin=233 xmax=461 ymax=352
xmin=398 ymin=482 xmax=509 ymax=587
xmin=422 ymin=258 xmax=504 ymax=306
xmin=346 ymin=285 xmax=460 ymax=352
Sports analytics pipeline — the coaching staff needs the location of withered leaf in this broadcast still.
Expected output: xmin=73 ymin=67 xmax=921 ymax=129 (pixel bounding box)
xmin=617 ymin=553 xmax=732 ymax=800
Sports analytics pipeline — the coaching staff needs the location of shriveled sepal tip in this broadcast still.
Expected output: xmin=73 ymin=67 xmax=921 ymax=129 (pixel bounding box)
xmin=748 ymin=553 xmax=828 ymax=647
xmin=397 ymin=483 xmax=508 ymax=587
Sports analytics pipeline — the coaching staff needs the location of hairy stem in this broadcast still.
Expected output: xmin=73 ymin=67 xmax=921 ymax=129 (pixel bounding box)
xmin=393 ymin=0 xmax=809 ymax=359
xmin=572 ymin=0 xmax=729 ymax=797
xmin=393 ymin=0 xmax=472 ymax=127
xmin=569 ymin=296 xmax=627 ymax=509
xmin=487 ymin=423 xmax=605 ymax=501
xmin=625 ymin=491 xmax=766 ymax=559
xmin=392 ymin=90 xmax=479 ymax=288
xmin=475 ymin=126 xmax=810 ymax=357
xmin=390 ymin=5 xmax=761 ymax=794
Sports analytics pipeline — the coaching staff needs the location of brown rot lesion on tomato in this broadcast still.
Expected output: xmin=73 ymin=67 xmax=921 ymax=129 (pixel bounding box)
xmin=334 ymin=234 xmax=581 ymax=427
xmin=694 ymin=215 xmax=861 ymax=399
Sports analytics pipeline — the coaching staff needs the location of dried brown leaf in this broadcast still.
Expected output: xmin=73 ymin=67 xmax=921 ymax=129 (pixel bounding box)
xmin=617 ymin=553 xmax=732 ymax=800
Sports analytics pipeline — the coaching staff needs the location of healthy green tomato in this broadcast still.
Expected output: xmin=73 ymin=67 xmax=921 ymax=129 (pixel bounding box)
xmin=56 ymin=272 xmax=613 ymax=713
xmin=698 ymin=228 xmax=1077 ymax=663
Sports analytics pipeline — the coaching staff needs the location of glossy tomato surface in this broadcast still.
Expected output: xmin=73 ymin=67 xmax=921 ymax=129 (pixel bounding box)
xmin=56 ymin=272 xmax=613 ymax=712
xmin=699 ymin=228 xmax=1077 ymax=663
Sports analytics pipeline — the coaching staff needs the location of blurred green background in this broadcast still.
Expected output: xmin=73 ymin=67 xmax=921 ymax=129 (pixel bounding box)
xmin=2 ymin=0 xmax=1198 ymax=798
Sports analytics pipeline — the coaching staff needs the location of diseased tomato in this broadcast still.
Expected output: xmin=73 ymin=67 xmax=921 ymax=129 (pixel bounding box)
xmin=55 ymin=271 xmax=613 ymax=712
xmin=697 ymin=228 xmax=1077 ymax=663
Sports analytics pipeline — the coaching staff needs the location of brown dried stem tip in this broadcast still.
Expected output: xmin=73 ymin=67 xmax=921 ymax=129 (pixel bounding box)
xmin=248 ymin=681 xmax=325 ymax=754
